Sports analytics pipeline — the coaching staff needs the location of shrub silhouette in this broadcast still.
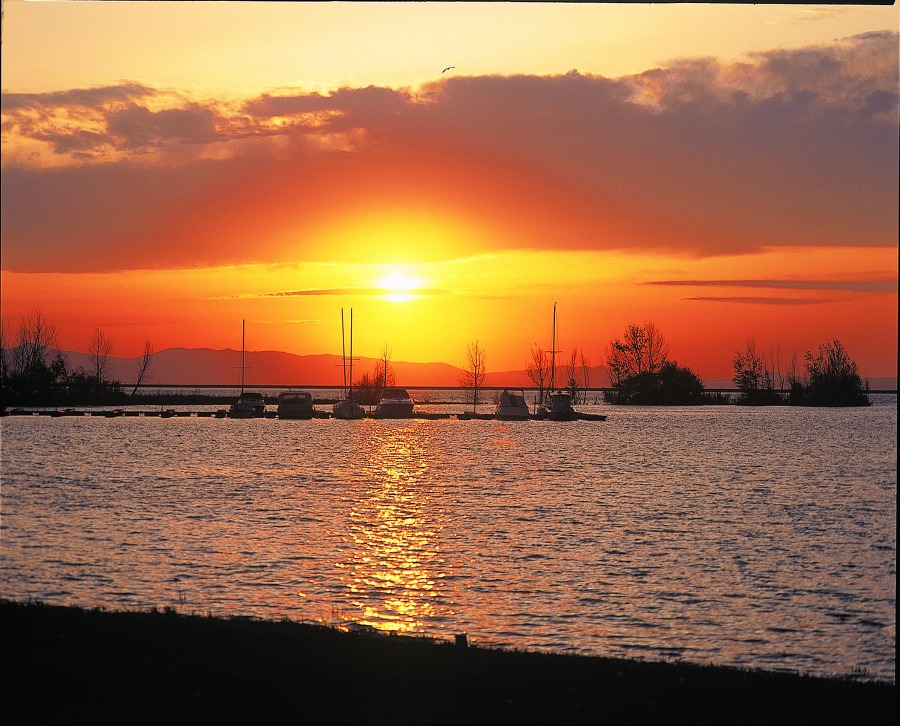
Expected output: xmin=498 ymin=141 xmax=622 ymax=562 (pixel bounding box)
xmin=791 ymin=339 xmax=870 ymax=407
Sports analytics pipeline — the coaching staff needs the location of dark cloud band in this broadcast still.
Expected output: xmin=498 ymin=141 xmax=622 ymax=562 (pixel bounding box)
xmin=2 ymin=31 xmax=896 ymax=273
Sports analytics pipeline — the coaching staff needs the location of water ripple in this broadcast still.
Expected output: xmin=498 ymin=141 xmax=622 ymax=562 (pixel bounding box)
xmin=1 ymin=396 xmax=895 ymax=682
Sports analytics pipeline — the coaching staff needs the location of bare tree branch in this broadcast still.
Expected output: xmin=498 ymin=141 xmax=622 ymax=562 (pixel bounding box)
xmin=461 ymin=340 xmax=487 ymax=411
xmin=375 ymin=344 xmax=395 ymax=393
xmin=12 ymin=310 xmax=58 ymax=381
xmin=579 ymin=350 xmax=592 ymax=404
xmin=131 ymin=339 xmax=154 ymax=396
xmin=526 ymin=346 xmax=550 ymax=404
xmin=606 ymin=321 xmax=669 ymax=386
xmin=88 ymin=328 xmax=113 ymax=385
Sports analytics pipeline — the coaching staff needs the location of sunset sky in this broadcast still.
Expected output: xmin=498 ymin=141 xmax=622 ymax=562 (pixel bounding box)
xmin=2 ymin=1 xmax=897 ymax=382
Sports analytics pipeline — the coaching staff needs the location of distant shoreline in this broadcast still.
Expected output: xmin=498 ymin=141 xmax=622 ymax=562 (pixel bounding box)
xmin=4 ymin=600 xmax=893 ymax=724
xmin=111 ymin=384 xmax=900 ymax=393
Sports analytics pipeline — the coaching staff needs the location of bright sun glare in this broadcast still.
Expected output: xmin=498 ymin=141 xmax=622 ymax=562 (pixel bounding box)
xmin=377 ymin=271 xmax=423 ymax=302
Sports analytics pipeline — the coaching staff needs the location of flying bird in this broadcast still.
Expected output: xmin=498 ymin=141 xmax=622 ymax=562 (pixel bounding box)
xmin=442 ymin=66 xmax=455 ymax=73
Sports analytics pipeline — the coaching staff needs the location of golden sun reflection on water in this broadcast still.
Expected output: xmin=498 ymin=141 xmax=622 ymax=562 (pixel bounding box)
xmin=339 ymin=422 xmax=446 ymax=633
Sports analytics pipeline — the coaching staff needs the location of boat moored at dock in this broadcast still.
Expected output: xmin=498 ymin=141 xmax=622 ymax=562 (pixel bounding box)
xmin=496 ymin=389 xmax=530 ymax=420
xmin=375 ymin=387 xmax=415 ymax=418
xmin=534 ymin=303 xmax=583 ymax=422
xmin=333 ymin=308 xmax=366 ymax=420
xmin=535 ymin=390 xmax=578 ymax=421
xmin=333 ymin=398 xmax=365 ymax=420
xmin=277 ymin=391 xmax=315 ymax=419
xmin=228 ymin=320 xmax=266 ymax=418
xmin=229 ymin=392 xmax=266 ymax=418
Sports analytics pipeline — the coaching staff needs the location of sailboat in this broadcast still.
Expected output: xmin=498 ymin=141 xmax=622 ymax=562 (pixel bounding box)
xmin=333 ymin=308 xmax=365 ymax=420
xmin=228 ymin=319 xmax=266 ymax=418
xmin=535 ymin=303 xmax=578 ymax=421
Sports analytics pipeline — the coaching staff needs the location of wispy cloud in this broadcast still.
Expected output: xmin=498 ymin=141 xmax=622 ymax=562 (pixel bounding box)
xmin=257 ymin=288 xmax=389 ymax=298
xmin=219 ymin=287 xmax=449 ymax=300
xmin=682 ymin=296 xmax=842 ymax=305
xmin=646 ymin=278 xmax=898 ymax=293
xmin=764 ymin=7 xmax=855 ymax=26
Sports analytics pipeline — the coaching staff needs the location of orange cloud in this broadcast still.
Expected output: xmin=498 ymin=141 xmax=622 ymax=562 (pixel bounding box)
xmin=2 ymin=32 xmax=896 ymax=275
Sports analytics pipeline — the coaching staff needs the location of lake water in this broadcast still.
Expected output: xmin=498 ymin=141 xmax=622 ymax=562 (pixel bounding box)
xmin=1 ymin=395 xmax=895 ymax=683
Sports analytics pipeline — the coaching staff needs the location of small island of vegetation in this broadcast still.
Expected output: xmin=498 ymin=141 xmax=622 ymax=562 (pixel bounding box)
xmin=591 ymin=322 xmax=871 ymax=407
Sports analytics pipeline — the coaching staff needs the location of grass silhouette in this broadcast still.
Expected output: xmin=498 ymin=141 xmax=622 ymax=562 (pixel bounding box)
xmin=3 ymin=600 xmax=893 ymax=724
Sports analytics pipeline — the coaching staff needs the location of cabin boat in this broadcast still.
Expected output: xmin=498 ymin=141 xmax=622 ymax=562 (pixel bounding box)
xmin=229 ymin=392 xmax=266 ymax=418
xmin=277 ymin=391 xmax=315 ymax=420
xmin=535 ymin=390 xmax=578 ymax=421
xmin=495 ymin=389 xmax=530 ymax=420
xmin=333 ymin=398 xmax=365 ymax=420
xmin=375 ymin=387 xmax=415 ymax=418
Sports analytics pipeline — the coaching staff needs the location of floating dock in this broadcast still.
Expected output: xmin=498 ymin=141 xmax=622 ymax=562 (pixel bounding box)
xmin=2 ymin=409 xmax=606 ymax=421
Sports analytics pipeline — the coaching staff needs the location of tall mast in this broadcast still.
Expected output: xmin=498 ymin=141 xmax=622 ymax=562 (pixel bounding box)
xmin=240 ymin=319 xmax=246 ymax=394
xmin=550 ymin=302 xmax=557 ymax=392
xmin=340 ymin=308 xmax=347 ymax=396
xmin=349 ymin=308 xmax=355 ymax=400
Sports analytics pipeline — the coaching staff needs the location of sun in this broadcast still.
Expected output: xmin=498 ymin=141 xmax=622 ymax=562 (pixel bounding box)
xmin=377 ymin=270 xmax=424 ymax=302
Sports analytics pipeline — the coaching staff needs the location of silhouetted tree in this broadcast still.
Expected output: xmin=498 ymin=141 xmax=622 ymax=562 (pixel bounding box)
xmin=768 ymin=346 xmax=786 ymax=391
xmin=131 ymin=339 xmax=154 ymax=396
xmin=1 ymin=312 xmax=128 ymax=406
xmin=5 ymin=310 xmax=63 ymax=403
xmin=786 ymin=351 xmax=806 ymax=401
xmin=793 ymin=339 xmax=870 ymax=406
xmin=564 ymin=349 xmax=582 ymax=404
xmin=606 ymin=321 xmax=669 ymax=387
xmin=88 ymin=328 xmax=112 ymax=386
xmin=460 ymin=340 xmax=486 ymax=412
xmin=352 ymin=372 xmax=380 ymax=407
xmin=605 ymin=360 xmax=705 ymax=405
xmin=561 ymin=349 xmax=593 ymax=404
xmin=374 ymin=344 xmax=395 ymax=395
xmin=655 ymin=361 xmax=706 ymax=404
xmin=604 ymin=322 xmax=706 ymax=404
xmin=11 ymin=310 xmax=58 ymax=384
xmin=732 ymin=339 xmax=783 ymax=404
xmin=579 ymin=351 xmax=592 ymax=404
xmin=526 ymin=346 xmax=551 ymax=403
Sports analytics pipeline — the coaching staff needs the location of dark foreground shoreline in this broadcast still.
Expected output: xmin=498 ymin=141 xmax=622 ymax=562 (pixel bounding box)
xmin=3 ymin=601 xmax=893 ymax=724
